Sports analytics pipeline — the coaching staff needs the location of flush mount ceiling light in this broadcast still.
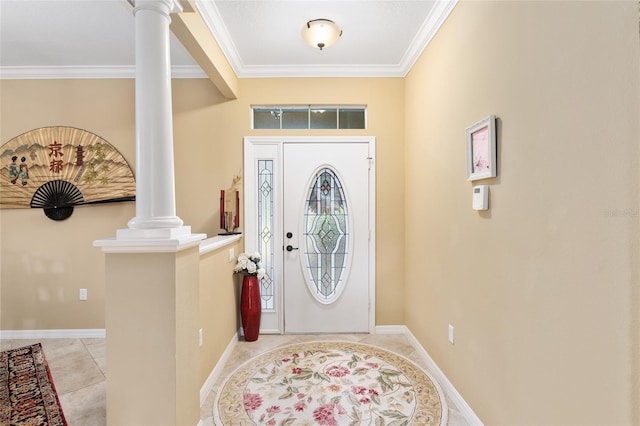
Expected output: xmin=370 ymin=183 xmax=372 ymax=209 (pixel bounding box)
xmin=301 ymin=19 xmax=342 ymax=51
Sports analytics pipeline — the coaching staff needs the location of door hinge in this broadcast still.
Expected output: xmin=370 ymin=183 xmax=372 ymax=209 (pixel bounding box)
xmin=366 ymin=156 xmax=373 ymax=170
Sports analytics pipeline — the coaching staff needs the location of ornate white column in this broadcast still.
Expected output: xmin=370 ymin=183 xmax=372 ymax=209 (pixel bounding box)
xmin=117 ymin=0 xmax=194 ymax=241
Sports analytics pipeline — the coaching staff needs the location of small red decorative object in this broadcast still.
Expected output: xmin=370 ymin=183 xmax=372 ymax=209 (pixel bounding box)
xmin=234 ymin=190 xmax=240 ymax=228
xmin=241 ymin=275 xmax=261 ymax=342
xmin=220 ymin=190 xmax=225 ymax=229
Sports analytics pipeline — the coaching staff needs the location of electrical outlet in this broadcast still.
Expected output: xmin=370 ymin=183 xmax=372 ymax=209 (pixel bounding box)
xmin=228 ymin=247 xmax=235 ymax=262
xmin=199 ymin=328 xmax=203 ymax=347
xmin=448 ymin=324 xmax=455 ymax=344
xmin=79 ymin=288 xmax=88 ymax=301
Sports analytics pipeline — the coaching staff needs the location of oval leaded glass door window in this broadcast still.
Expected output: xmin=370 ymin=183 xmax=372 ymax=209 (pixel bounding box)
xmin=303 ymin=167 xmax=350 ymax=304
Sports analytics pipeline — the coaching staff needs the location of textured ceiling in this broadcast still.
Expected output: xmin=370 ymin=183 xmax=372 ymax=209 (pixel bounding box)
xmin=0 ymin=0 xmax=456 ymax=79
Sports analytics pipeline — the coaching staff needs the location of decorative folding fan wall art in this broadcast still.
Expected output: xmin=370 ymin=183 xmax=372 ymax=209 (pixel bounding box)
xmin=0 ymin=127 xmax=135 ymax=221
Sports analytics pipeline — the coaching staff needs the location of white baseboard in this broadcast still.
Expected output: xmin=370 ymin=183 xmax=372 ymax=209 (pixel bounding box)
xmin=256 ymin=328 xmax=282 ymax=334
xmin=403 ymin=327 xmax=483 ymax=425
xmin=200 ymin=332 xmax=239 ymax=406
xmin=374 ymin=325 xmax=408 ymax=334
xmin=0 ymin=329 xmax=106 ymax=339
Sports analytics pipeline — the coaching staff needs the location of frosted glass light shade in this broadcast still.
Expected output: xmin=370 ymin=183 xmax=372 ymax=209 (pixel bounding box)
xmin=301 ymin=19 xmax=342 ymax=50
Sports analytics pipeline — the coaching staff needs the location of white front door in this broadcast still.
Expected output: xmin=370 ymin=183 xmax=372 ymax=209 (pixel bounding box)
xmin=283 ymin=142 xmax=370 ymax=333
xmin=243 ymin=137 xmax=375 ymax=334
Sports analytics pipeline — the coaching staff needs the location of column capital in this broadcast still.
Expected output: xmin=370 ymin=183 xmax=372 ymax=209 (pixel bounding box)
xmin=133 ymin=0 xmax=183 ymax=17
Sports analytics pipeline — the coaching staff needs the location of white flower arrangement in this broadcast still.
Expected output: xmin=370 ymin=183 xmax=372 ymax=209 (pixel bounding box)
xmin=234 ymin=252 xmax=266 ymax=279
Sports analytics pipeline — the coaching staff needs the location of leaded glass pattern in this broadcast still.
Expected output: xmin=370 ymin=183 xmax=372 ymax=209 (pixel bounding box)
xmin=303 ymin=167 xmax=348 ymax=303
xmin=258 ymin=160 xmax=274 ymax=310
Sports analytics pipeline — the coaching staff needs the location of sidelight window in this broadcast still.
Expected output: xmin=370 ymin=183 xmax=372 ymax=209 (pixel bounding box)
xmin=257 ymin=160 xmax=274 ymax=310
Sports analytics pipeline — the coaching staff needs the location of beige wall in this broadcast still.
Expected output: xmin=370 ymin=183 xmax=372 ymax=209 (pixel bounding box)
xmin=404 ymin=1 xmax=639 ymax=424
xmin=172 ymin=78 xmax=234 ymax=235
xmin=0 ymin=79 xmax=136 ymax=330
xmin=198 ymin=239 xmax=243 ymax=386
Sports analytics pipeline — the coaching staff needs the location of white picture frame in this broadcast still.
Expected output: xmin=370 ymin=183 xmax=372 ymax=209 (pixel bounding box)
xmin=466 ymin=115 xmax=497 ymax=181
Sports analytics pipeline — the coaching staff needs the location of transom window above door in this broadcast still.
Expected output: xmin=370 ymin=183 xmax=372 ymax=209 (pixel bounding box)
xmin=252 ymin=105 xmax=367 ymax=130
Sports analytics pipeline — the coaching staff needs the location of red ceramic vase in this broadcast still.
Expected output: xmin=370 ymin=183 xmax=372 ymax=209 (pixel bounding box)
xmin=240 ymin=275 xmax=261 ymax=342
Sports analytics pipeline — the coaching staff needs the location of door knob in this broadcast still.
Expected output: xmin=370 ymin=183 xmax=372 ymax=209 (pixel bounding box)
xmin=286 ymin=245 xmax=298 ymax=252
xmin=286 ymin=232 xmax=293 ymax=238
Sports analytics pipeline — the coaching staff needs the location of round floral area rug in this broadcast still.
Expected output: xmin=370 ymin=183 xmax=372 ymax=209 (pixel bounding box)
xmin=214 ymin=341 xmax=447 ymax=425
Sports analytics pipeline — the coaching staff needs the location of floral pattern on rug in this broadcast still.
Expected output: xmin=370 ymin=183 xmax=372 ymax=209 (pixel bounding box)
xmin=215 ymin=341 xmax=447 ymax=425
xmin=0 ymin=343 xmax=67 ymax=426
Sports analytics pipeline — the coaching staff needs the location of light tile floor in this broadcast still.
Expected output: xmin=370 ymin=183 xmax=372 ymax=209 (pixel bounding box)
xmin=1 ymin=334 xmax=470 ymax=425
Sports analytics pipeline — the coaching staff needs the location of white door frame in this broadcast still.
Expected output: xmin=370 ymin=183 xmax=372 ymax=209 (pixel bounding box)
xmin=243 ymin=136 xmax=376 ymax=334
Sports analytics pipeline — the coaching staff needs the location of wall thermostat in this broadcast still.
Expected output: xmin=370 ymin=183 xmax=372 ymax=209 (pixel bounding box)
xmin=472 ymin=185 xmax=489 ymax=210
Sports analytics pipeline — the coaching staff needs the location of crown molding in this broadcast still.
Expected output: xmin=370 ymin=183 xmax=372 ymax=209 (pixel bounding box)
xmin=0 ymin=65 xmax=206 ymax=80
xmin=236 ymin=64 xmax=406 ymax=79
xmin=398 ymin=0 xmax=458 ymax=77
xmin=195 ymin=0 xmax=243 ymax=76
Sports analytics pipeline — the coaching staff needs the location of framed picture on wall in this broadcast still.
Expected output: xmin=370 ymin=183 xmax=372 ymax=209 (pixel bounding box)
xmin=466 ymin=115 xmax=497 ymax=181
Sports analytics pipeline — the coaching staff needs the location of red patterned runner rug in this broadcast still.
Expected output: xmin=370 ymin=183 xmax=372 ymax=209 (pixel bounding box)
xmin=0 ymin=343 xmax=67 ymax=425
xmin=215 ymin=341 xmax=447 ymax=425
